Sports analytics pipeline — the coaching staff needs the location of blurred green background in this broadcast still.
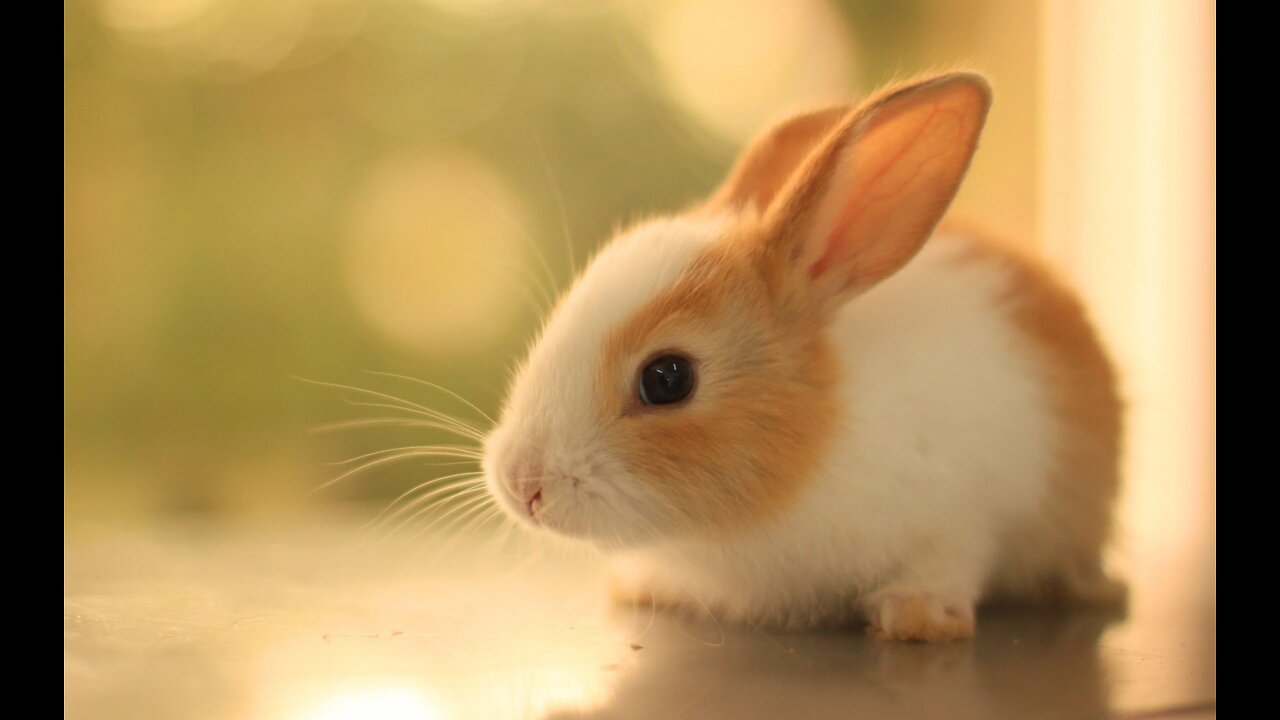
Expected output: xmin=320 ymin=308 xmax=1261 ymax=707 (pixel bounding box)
xmin=64 ymin=0 xmax=1038 ymax=525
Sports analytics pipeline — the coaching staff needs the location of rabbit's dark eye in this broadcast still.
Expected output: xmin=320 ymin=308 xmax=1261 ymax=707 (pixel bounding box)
xmin=639 ymin=355 xmax=695 ymax=406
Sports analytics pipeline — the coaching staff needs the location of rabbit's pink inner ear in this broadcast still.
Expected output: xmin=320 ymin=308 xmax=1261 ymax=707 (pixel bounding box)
xmin=799 ymin=74 xmax=991 ymax=301
xmin=701 ymin=105 xmax=851 ymax=216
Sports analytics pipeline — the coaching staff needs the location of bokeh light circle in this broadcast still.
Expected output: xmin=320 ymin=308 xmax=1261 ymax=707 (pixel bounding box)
xmin=93 ymin=0 xmax=368 ymax=80
xmin=96 ymin=0 xmax=220 ymax=33
xmin=343 ymin=150 xmax=531 ymax=355
xmin=642 ymin=0 xmax=855 ymax=142
xmin=296 ymin=685 xmax=444 ymax=720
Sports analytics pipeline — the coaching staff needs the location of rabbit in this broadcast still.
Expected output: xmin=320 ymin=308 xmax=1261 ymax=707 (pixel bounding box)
xmin=482 ymin=71 xmax=1124 ymax=642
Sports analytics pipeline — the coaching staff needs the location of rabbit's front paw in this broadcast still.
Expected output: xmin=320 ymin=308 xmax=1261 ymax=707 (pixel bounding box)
xmin=866 ymin=592 xmax=975 ymax=642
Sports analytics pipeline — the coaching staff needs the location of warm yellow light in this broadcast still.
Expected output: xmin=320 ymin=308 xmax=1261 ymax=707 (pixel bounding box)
xmin=342 ymin=149 xmax=532 ymax=355
xmin=414 ymin=0 xmax=535 ymax=16
xmin=640 ymin=0 xmax=854 ymax=142
xmin=415 ymin=0 xmax=616 ymax=18
xmin=93 ymin=0 xmax=368 ymax=80
xmin=249 ymin=548 xmax=620 ymax=718
xmin=96 ymin=0 xmax=219 ymax=33
xmin=1041 ymin=0 xmax=1214 ymax=579
xmin=296 ymin=686 xmax=444 ymax=720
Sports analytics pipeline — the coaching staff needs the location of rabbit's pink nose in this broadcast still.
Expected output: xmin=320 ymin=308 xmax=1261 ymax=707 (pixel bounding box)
xmin=508 ymin=479 xmax=542 ymax=524
xmin=505 ymin=454 xmax=545 ymax=522
xmin=507 ymin=454 xmax=542 ymax=483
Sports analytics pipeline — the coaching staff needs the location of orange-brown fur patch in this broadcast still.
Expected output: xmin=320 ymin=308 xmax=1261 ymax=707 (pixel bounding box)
xmin=590 ymin=73 xmax=994 ymax=542
xmin=698 ymin=105 xmax=850 ymax=217
xmin=761 ymin=73 xmax=991 ymax=314
xmin=597 ymin=218 xmax=841 ymax=537
xmin=940 ymin=222 xmax=1124 ymax=604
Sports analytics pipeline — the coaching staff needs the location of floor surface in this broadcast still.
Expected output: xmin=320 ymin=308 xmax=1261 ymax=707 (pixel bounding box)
xmin=64 ymin=511 xmax=1215 ymax=719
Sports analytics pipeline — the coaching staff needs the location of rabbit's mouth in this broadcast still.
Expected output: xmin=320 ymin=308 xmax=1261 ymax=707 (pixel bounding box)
xmin=524 ymin=489 xmax=543 ymax=525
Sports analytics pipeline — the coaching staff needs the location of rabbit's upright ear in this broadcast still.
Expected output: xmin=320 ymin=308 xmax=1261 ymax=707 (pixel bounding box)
xmin=760 ymin=72 xmax=991 ymax=315
xmin=700 ymin=105 xmax=850 ymax=216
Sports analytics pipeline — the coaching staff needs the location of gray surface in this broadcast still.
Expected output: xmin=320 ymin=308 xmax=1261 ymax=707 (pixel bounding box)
xmin=64 ymin=512 xmax=1215 ymax=719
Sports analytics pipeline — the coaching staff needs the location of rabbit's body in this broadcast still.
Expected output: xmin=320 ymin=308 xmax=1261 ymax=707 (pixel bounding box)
xmin=484 ymin=73 xmax=1123 ymax=641
xmin=610 ymin=230 xmax=1122 ymax=631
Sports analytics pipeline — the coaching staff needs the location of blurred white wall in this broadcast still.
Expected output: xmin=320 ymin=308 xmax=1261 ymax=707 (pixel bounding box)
xmin=1041 ymin=0 xmax=1215 ymax=581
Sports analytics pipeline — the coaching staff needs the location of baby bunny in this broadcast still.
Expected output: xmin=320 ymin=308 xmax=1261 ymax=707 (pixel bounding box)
xmin=483 ymin=71 xmax=1123 ymax=641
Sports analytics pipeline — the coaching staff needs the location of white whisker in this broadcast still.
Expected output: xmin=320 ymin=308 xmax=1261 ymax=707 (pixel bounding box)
xmin=314 ymin=450 xmax=482 ymax=493
xmin=370 ymin=476 xmax=488 ymax=535
xmin=364 ymin=370 xmax=497 ymax=426
xmin=341 ymin=400 xmax=485 ymax=442
xmin=405 ymin=490 xmax=495 ymax=543
xmin=375 ymin=483 xmax=491 ymax=543
xmin=328 ymin=445 xmax=483 ymax=466
xmin=531 ymin=128 xmax=577 ymax=277
xmin=469 ymin=182 xmax=561 ymax=307
xmin=309 ymin=417 xmax=436 ymax=433
xmin=296 ymin=376 xmax=485 ymax=439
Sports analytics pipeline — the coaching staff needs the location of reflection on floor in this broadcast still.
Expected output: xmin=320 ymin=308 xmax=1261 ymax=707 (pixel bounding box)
xmin=64 ymin=512 xmax=1215 ymax=720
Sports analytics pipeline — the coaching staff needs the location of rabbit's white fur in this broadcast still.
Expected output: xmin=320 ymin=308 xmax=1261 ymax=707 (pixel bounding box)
xmin=483 ymin=72 xmax=1121 ymax=640
xmin=489 ymin=213 xmax=1064 ymax=627
xmin=608 ymin=229 xmax=1053 ymax=627
xmin=484 ymin=217 xmax=725 ymax=544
